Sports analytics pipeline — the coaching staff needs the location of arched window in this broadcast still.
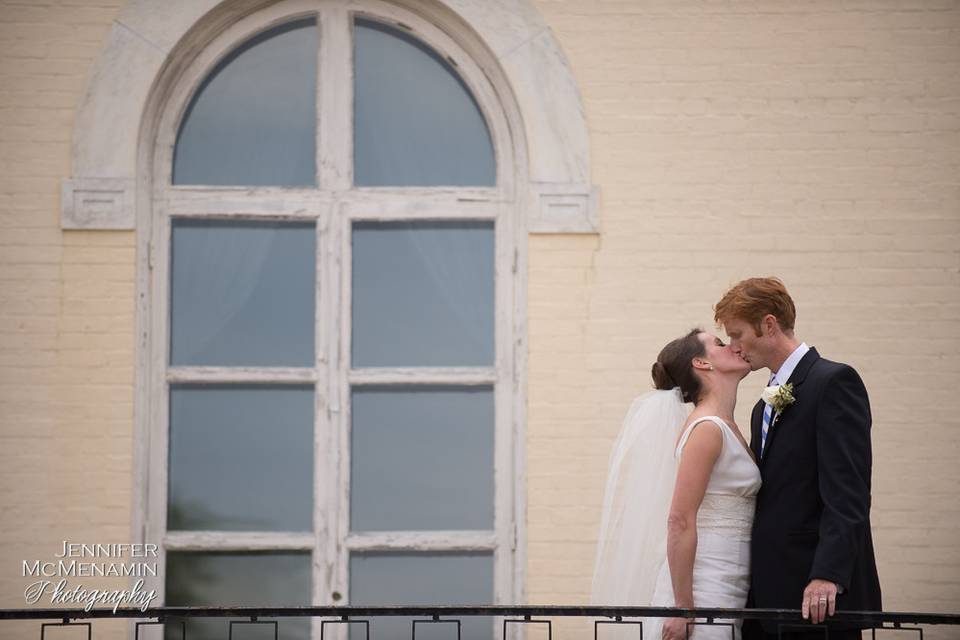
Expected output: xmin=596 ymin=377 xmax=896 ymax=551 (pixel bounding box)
xmin=145 ymin=3 xmax=521 ymax=639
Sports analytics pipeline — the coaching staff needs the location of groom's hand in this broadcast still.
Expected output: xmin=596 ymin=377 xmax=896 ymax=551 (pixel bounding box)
xmin=802 ymin=579 xmax=838 ymax=624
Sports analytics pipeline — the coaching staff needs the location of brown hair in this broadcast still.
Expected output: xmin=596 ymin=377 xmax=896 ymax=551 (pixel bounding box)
xmin=651 ymin=328 xmax=705 ymax=404
xmin=713 ymin=277 xmax=797 ymax=335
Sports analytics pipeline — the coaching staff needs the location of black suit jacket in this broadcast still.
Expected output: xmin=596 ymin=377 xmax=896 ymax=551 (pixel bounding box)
xmin=749 ymin=348 xmax=882 ymax=632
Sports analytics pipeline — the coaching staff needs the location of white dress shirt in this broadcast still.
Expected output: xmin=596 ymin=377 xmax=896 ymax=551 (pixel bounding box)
xmin=771 ymin=342 xmax=809 ymax=386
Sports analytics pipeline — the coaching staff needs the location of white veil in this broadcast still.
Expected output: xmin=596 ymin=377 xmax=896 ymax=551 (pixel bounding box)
xmin=591 ymin=387 xmax=691 ymax=606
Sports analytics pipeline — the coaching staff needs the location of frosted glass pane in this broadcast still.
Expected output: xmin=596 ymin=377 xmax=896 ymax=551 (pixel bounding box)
xmin=352 ymin=221 xmax=494 ymax=367
xmin=173 ymin=19 xmax=316 ymax=186
xmin=351 ymin=386 xmax=494 ymax=531
xmin=168 ymin=385 xmax=313 ymax=531
xmin=170 ymin=220 xmax=315 ymax=367
xmin=350 ymin=552 xmax=493 ymax=640
xmin=354 ymin=19 xmax=495 ymax=186
xmin=165 ymin=552 xmax=310 ymax=640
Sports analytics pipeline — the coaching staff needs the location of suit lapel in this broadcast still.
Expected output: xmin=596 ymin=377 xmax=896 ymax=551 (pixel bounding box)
xmin=759 ymin=347 xmax=820 ymax=467
xmin=750 ymin=399 xmax=764 ymax=461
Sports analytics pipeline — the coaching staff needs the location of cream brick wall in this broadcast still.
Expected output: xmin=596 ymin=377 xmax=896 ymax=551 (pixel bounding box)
xmin=0 ymin=3 xmax=133 ymax=639
xmin=525 ymin=1 xmax=960 ymax=638
xmin=0 ymin=0 xmax=958 ymax=638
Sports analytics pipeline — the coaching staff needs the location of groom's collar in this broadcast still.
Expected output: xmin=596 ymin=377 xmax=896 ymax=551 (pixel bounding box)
xmin=781 ymin=346 xmax=820 ymax=387
xmin=771 ymin=342 xmax=809 ymax=385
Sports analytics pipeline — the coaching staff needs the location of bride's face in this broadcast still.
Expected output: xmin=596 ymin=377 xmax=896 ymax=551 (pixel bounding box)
xmin=699 ymin=332 xmax=751 ymax=379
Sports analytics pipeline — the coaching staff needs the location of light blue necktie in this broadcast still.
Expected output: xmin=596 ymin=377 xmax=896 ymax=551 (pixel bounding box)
xmin=760 ymin=374 xmax=776 ymax=457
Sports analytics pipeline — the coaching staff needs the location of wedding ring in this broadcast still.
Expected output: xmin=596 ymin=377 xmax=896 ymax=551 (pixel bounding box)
xmin=818 ymin=596 xmax=827 ymax=602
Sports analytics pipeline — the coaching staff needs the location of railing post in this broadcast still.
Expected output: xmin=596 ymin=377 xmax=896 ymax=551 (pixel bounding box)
xmin=594 ymin=618 xmax=643 ymax=640
xmin=228 ymin=619 xmax=278 ymax=640
xmin=412 ymin=618 xmax=461 ymax=640
xmin=321 ymin=618 xmax=370 ymax=640
xmin=503 ymin=616 xmax=551 ymax=640
xmin=135 ymin=620 xmax=185 ymax=640
xmin=40 ymin=622 xmax=92 ymax=640
xmin=872 ymin=623 xmax=923 ymax=639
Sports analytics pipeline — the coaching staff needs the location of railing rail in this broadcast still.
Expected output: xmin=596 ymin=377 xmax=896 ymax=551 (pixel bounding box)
xmin=2 ymin=605 xmax=959 ymax=623
xmin=2 ymin=605 xmax=957 ymax=639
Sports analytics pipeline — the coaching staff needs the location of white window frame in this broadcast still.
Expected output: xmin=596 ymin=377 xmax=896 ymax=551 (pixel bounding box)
xmin=140 ymin=0 xmax=525 ymax=619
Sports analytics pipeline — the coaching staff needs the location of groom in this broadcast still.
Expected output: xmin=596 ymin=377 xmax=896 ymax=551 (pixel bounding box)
xmin=714 ymin=277 xmax=881 ymax=640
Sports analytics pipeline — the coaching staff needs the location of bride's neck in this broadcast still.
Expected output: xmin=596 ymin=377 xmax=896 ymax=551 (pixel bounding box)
xmin=695 ymin=379 xmax=739 ymax=421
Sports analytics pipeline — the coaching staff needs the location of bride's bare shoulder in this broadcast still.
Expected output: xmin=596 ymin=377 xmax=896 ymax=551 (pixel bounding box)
xmin=676 ymin=415 xmax=724 ymax=448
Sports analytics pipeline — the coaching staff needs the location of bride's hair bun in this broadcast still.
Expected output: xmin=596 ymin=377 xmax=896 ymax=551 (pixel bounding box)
xmin=651 ymin=361 xmax=676 ymax=390
xmin=652 ymin=328 xmax=706 ymax=403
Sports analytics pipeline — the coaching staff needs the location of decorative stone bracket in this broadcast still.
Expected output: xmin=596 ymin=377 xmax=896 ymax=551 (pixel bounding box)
xmin=528 ymin=183 xmax=598 ymax=234
xmin=61 ymin=178 xmax=136 ymax=230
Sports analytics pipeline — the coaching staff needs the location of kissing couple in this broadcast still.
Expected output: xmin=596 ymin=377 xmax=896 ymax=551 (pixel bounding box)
xmin=593 ymin=277 xmax=882 ymax=640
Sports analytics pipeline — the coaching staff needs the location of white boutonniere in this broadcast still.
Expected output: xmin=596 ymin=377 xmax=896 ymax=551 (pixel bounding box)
xmin=762 ymin=382 xmax=795 ymax=415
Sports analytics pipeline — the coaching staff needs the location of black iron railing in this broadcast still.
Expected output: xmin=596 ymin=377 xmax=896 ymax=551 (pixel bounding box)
xmin=1 ymin=605 xmax=958 ymax=639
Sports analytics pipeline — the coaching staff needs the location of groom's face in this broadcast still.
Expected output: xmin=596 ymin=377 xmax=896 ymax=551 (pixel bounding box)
xmin=722 ymin=317 xmax=768 ymax=371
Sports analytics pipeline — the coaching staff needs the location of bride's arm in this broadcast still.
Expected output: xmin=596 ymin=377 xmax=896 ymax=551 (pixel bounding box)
xmin=666 ymin=423 xmax=723 ymax=609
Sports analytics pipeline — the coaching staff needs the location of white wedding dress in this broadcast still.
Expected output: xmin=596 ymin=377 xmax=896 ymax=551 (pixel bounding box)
xmin=646 ymin=416 xmax=762 ymax=640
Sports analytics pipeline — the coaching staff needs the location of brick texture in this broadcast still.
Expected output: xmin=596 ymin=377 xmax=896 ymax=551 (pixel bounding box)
xmin=526 ymin=1 xmax=960 ymax=638
xmin=1 ymin=1 xmax=958 ymax=639
xmin=0 ymin=2 xmax=133 ymax=640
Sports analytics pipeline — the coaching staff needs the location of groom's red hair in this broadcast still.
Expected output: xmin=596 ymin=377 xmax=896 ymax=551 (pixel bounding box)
xmin=714 ymin=277 xmax=797 ymax=335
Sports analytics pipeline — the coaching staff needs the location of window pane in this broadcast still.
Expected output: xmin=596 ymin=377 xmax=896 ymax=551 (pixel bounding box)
xmin=170 ymin=220 xmax=315 ymax=367
xmin=351 ymin=386 xmax=494 ymax=531
xmin=165 ymin=552 xmax=310 ymax=640
xmin=354 ymin=19 xmax=495 ymax=186
xmin=350 ymin=552 xmax=493 ymax=640
xmin=168 ymin=385 xmax=313 ymax=531
xmin=173 ymin=19 xmax=317 ymax=186
xmin=351 ymin=221 xmax=494 ymax=367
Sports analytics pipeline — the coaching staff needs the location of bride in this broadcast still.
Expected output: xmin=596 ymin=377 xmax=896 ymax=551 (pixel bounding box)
xmin=593 ymin=329 xmax=761 ymax=640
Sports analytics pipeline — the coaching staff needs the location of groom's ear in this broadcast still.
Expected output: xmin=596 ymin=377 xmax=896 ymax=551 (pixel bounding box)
xmin=761 ymin=314 xmax=780 ymax=336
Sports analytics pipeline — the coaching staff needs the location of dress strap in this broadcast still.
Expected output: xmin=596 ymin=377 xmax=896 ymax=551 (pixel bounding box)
xmin=675 ymin=416 xmax=729 ymax=457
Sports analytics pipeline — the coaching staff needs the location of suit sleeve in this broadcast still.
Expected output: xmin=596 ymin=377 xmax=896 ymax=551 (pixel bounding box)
xmin=811 ymin=364 xmax=873 ymax=590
